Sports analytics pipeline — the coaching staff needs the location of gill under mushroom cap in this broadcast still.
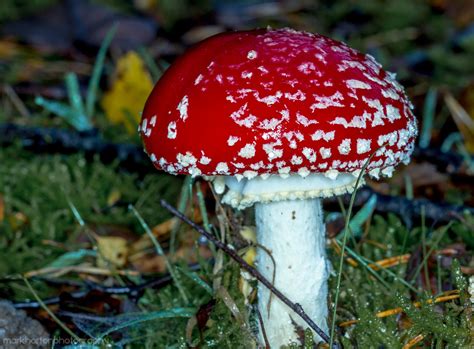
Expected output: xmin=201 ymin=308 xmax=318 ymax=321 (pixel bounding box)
xmin=140 ymin=28 xmax=417 ymax=181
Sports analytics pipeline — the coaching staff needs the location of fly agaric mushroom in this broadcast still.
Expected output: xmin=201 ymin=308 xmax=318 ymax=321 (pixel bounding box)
xmin=140 ymin=28 xmax=417 ymax=347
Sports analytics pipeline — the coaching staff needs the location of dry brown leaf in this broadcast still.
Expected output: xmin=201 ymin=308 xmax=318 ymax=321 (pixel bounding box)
xmin=445 ymin=93 xmax=474 ymax=153
xmin=131 ymin=217 xmax=177 ymax=253
xmin=132 ymin=254 xmax=167 ymax=273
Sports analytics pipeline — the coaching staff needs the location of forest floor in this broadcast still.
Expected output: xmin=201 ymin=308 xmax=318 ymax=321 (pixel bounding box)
xmin=0 ymin=0 xmax=473 ymax=348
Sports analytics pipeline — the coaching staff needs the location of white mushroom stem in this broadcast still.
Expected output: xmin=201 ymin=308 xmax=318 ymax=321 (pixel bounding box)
xmin=217 ymin=173 xmax=362 ymax=347
xmin=255 ymin=198 xmax=328 ymax=347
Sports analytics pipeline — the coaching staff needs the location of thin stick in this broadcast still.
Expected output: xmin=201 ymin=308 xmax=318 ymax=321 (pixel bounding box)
xmin=160 ymin=199 xmax=338 ymax=348
xmin=13 ymin=264 xmax=203 ymax=309
xmin=256 ymin=307 xmax=270 ymax=349
xmin=3 ymin=84 xmax=30 ymax=117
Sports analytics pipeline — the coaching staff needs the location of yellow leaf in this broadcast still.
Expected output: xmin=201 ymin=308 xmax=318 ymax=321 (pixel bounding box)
xmin=101 ymin=51 xmax=153 ymax=134
xmin=242 ymin=246 xmax=256 ymax=266
xmin=96 ymin=235 xmax=129 ymax=268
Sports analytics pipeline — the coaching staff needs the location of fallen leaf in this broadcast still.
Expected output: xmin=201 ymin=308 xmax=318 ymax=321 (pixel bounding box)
xmin=96 ymin=235 xmax=129 ymax=268
xmin=101 ymin=51 xmax=153 ymax=134
xmin=445 ymin=93 xmax=474 ymax=153
xmin=131 ymin=254 xmax=167 ymax=273
xmin=242 ymin=246 xmax=256 ymax=266
xmin=131 ymin=217 xmax=177 ymax=253
xmin=216 ymin=286 xmax=245 ymax=324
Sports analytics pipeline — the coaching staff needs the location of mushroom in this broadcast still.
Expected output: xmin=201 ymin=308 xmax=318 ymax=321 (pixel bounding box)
xmin=140 ymin=28 xmax=418 ymax=347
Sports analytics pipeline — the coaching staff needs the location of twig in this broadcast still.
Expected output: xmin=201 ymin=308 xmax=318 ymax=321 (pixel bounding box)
xmin=13 ymin=275 xmax=169 ymax=309
xmin=12 ymin=264 xmax=202 ymax=309
xmin=324 ymin=187 xmax=474 ymax=227
xmin=160 ymin=199 xmax=339 ymax=348
xmin=256 ymin=307 xmax=270 ymax=349
xmin=2 ymin=122 xmax=473 ymax=177
xmin=2 ymin=84 xmax=31 ymax=117
xmin=0 ymin=123 xmax=154 ymax=174
xmin=412 ymin=147 xmax=472 ymax=174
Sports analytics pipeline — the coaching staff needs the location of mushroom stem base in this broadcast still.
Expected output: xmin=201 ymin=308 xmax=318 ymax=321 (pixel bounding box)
xmin=255 ymin=198 xmax=328 ymax=347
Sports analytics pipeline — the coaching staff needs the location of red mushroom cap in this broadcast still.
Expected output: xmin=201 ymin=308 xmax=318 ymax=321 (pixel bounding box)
xmin=140 ymin=28 xmax=417 ymax=179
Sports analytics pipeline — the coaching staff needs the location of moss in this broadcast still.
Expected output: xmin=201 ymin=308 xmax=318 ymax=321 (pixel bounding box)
xmin=0 ymin=145 xmax=180 ymax=278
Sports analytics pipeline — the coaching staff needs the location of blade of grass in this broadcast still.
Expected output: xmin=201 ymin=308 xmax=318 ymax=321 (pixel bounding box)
xmin=93 ymin=308 xmax=194 ymax=343
xmin=67 ymin=199 xmax=86 ymax=227
xmin=86 ymin=25 xmax=117 ymax=117
xmin=129 ymin=204 xmax=189 ymax=304
xmin=418 ymin=87 xmax=437 ymax=149
xmin=333 ymin=239 xmax=391 ymax=291
xmin=404 ymin=174 xmax=413 ymax=200
xmin=436 ymin=255 xmax=442 ymax=293
xmin=23 ymin=276 xmax=83 ymax=342
xmin=177 ymin=266 xmax=213 ymax=295
xmin=353 ymin=248 xmax=419 ymax=293
xmin=409 ymin=221 xmax=453 ymax=285
xmin=440 ymin=132 xmax=463 ymax=152
xmin=65 ymin=72 xmax=86 ymax=118
xmin=347 ymin=194 xmax=377 ymax=239
xmin=138 ymin=46 xmax=162 ymax=82
xmin=420 ymin=207 xmax=432 ymax=293
xmin=195 ymin=182 xmax=211 ymax=233
xmin=35 ymin=96 xmax=87 ymax=131
xmin=195 ymin=181 xmax=217 ymax=257
xmin=46 ymin=249 xmax=96 ymax=268
xmin=170 ymin=176 xmax=192 ymax=255
xmin=329 ymin=149 xmax=381 ymax=347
